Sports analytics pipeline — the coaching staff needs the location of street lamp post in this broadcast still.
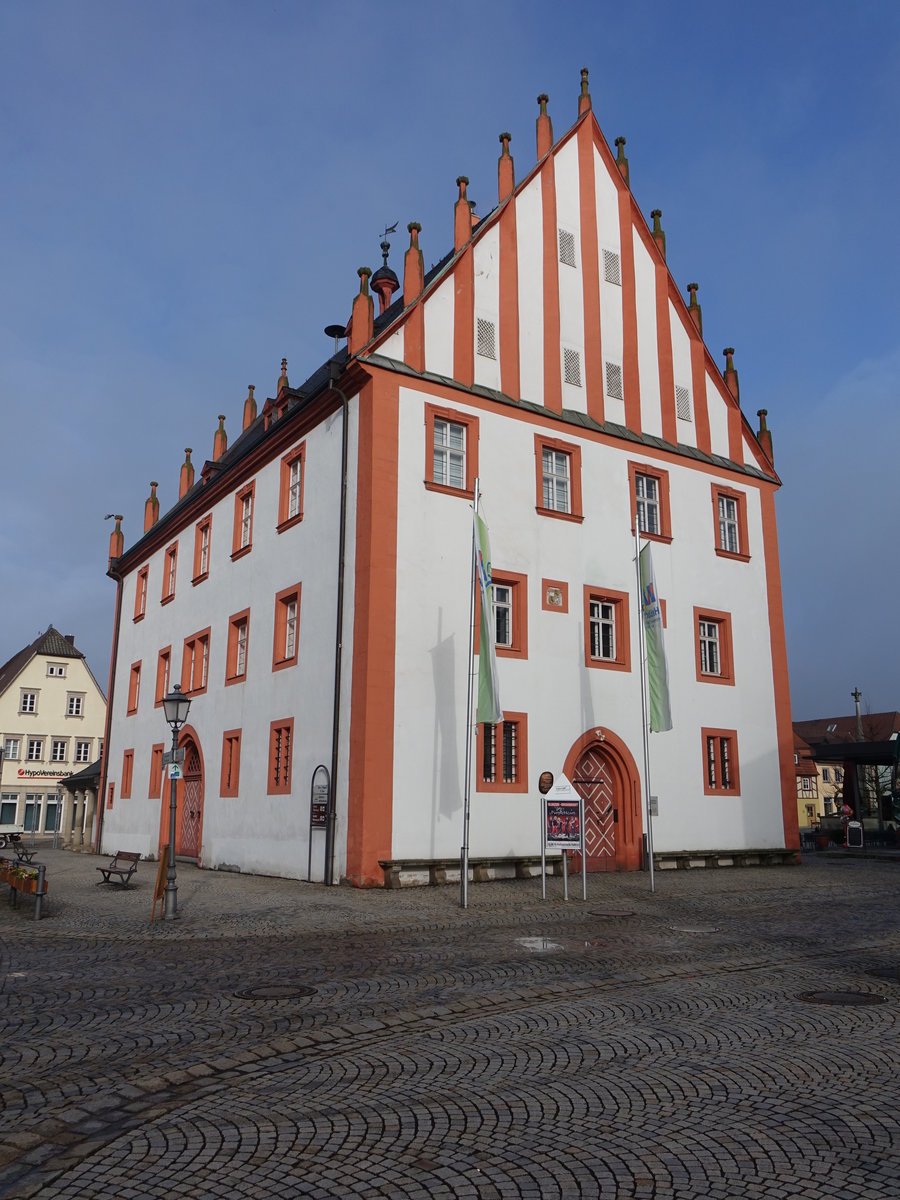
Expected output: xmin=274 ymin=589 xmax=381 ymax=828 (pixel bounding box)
xmin=162 ymin=684 xmax=192 ymax=921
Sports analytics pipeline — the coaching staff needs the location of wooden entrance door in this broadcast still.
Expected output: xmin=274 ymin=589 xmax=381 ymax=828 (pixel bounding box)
xmin=176 ymin=742 xmax=203 ymax=860
xmin=573 ymin=745 xmax=616 ymax=872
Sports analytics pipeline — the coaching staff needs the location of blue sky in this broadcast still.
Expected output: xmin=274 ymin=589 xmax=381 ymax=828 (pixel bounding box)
xmin=1 ymin=1 xmax=898 ymax=720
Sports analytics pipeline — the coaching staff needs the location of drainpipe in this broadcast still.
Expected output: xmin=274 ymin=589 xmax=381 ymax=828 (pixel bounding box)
xmin=325 ymin=360 xmax=350 ymax=886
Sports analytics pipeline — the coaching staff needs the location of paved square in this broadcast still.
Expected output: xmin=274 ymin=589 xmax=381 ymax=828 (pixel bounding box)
xmin=1 ymin=848 xmax=897 ymax=1198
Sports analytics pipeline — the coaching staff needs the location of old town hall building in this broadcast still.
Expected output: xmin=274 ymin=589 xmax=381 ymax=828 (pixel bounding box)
xmin=100 ymin=72 xmax=798 ymax=885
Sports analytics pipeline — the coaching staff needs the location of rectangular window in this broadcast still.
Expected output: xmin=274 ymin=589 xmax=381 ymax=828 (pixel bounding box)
xmin=20 ymin=691 xmax=37 ymax=714
xmin=583 ymin=586 xmax=631 ymax=672
xmin=51 ymin=739 xmax=67 ymax=762
xmin=134 ymin=566 xmax=149 ymax=620
xmin=127 ymin=661 xmax=142 ymax=715
xmin=822 ymin=768 xmax=831 ymax=782
xmin=149 ymin=743 xmax=164 ymax=798
xmin=605 ymin=361 xmax=624 ymax=400
xmin=535 ymin=436 xmax=583 ymax=522
xmin=220 ymin=729 xmax=242 ymax=797
xmin=27 ymin=739 xmax=43 ymax=761
xmin=711 ymin=485 xmax=750 ymax=561
xmin=702 ymin=728 xmax=740 ymax=796
xmin=476 ymin=571 xmax=527 ymax=660
xmin=75 ymin=740 xmax=91 ymax=763
xmin=558 ymin=227 xmax=576 ymax=267
xmin=182 ymin=628 xmax=211 ymax=696
xmin=268 ymin=719 xmax=294 ymax=795
xmin=46 ymin=662 xmax=67 ymax=677
xmin=155 ymin=646 xmax=171 ymax=706
xmin=628 ymin=462 xmax=672 ymax=542
xmin=602 ymin=248 xmax=621 ymax=285
xmin=563 ymin=346 xmax=582 ymax=388
xmin=232 ymin=483 xmax=256 ymax=558
xmin=494 ymin=584 xmax=512 ymax=648
xmin=273 ymin=585 xmax=301 ymax=671
xmin=226 ymin=609 xmax=250 ymax=684
xmin=694 ymin=608 xmax=735 ymax=686
xmin=3 ymin=738 xmax=20 ymax=760
xmin=162 ymin=542 xmax=178 ymax=603
xmin=477 ymin=713 xmax=528 ymax=793
xmin=66 ymin=694 xmax=84 ymax=716
xmin=193 ymin=516 xmax=212 ymax=583
xmin=424 ymin=404 xmax=479 ymax=497
xmin=675 ymin=384 xmax=692 ymax=422
xmin=278 ymin=444 xmax=306 ymax=530
xmin=121 ymin=749 xmax=134 ymax=799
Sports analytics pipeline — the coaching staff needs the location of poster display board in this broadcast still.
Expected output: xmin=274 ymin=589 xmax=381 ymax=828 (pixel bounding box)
xmin=540 ymin=772 xmax=587 ymax=901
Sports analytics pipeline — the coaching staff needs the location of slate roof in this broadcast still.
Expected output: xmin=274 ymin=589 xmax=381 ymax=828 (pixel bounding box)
xmin=0 ymin=626 xmax=85 ymax=698
xmin=794 ymin=712 xmax=900 ymax=746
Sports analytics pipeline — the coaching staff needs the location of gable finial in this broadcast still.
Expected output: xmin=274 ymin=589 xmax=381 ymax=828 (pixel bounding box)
xmin=498 ymin=131 xmax=515 ymax=201
xmin=650 ymin=209 xmax=666 ymax=260
xmin=722 ymin=347 xmax=740 ymax=403
xmin=536 ymin=93 xmax=553 ymax=158
xmin=686 ymin=283 xmax=703 ymax=336
xmin=578 ymin=67 xmax=591 ymax=115
xmin=615 ymin=136 xmax=630 ymax=186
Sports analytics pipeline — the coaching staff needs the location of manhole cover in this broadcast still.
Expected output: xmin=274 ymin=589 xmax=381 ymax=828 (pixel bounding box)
xmin=235 ymin=985 xmax=316 ymax=1000
xmin=669 ymin=925 xmax=720 ymax=934
xmin=797 ymin=991 xmax=887 ymax=1007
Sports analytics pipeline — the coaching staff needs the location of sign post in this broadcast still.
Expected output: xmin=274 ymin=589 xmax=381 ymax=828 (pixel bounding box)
xmin=541 ymin=773 xmax=586 ymax=902
xmin=308 ymin=764 xmax=330 ymax=881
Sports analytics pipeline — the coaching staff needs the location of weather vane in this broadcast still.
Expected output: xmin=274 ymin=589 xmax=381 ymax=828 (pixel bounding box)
xmin=380 ymin=221 xmax=398 ymax=240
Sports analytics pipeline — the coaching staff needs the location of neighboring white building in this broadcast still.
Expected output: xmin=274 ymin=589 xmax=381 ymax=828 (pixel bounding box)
xmin=100 ymin=72 xmax=798 ymax=885
xmin=0 ymin=626 xmax=107 ymax=837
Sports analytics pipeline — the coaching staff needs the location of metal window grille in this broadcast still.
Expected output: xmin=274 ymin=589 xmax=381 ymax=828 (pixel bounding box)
xmin=483 ymin=722 xmax=518 ymax=784
xmin=558 ymin=228 xmax=576 ymax=267
xmin=589 ymin=599 xmax=616 ymax=660
xmin=719 ymin=738 xmax=731 ymax=789
xmin=433 ymin=419 xmax=466 ymax=489
xmin=706 ymin=737 xmax=717 ymax=788
xmin=635 ymin=473 xmax=660 ymax=535
xmin=605 ymin=361 xmax=623 ymax=400
xmin=476 ymin=318 xmax=496 ymax=360
xmin=563 ymin=347 xmax=582 ymax=387
xmin=501 ymin=721 xmax=517 ymax=783
xmin=602 ymin=249 xmax=621 ymax=285
xmin=718 ymin=495 xmax=739 ymax=554
xmin=675 ymin=384 xmax=692 ymax=421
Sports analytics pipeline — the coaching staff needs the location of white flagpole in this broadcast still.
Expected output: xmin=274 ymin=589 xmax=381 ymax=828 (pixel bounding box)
xmin=460 ymin=477 xmax=480 ymax=909
xmin=635 ymin=522 xmax=656 ymax=894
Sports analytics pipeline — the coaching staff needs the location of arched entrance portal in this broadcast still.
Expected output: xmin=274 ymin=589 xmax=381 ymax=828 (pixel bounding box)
xmin=564 ymin=728 xmax=643 ymax=872
xmin=158 ymin=727 xmax=205 ymax=864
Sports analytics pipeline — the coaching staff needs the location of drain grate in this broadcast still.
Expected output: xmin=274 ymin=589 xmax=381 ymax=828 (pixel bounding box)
xmin=669 ymin=925 xmax=720 ymax=934
xmin=797 ymin=990 xmax=887 ymax=1007
xmin=235 ymin=984 xmax=316 ymax=1000
xmin=590 ymin=911 xmax=637 ymax=919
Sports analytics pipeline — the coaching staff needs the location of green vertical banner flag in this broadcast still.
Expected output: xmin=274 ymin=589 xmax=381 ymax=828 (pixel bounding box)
xmin=475 ymin=510 xmax=503 ymax=725
xmin=639 ymin=543 xmax=673 ymax=732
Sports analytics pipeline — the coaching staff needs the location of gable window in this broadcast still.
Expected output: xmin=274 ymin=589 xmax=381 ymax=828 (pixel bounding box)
xmin=563 ymin=346 xmax=582 ymax=388
xmin=694 ymin=608 xmax=735 ymax=686
xmin=711 ymin=484 xmax=750 ymax=562
xmin=605 ymin=361 xmax=624 ymax=401
xmin=47 ymin=662 xmax=67 ymax=677
xmin=702 ymin=728 xmax=740 ymax=796
xmin=220 ymin=729 xmax=242 ymax=798
xmin=278 ymin=444 xmax=305 ymax=531
xmin=66 ymin=694 xmax=84 ymax=716
xmin=149 ymin=743 xmax=164 ymax=798
xmin=226 ymin=609 xmax=250 ymax=684
xmin=273 ymin=584 xmax=301 ymax=671
xmin=127 ymin=661 xmax=141 ymax=715
xmin=193 ymin=516 xmax=212 ymax=584
xmin=628 ymin=462 xmax=672 ymax=542
xmin=424 ymin=404 xmax=478 ymax=498
xmin=477 ymin=713 xmax=528 ymax=793
xmin=182 ymin=628 xmax=211 ymax=696
xmin=155 ymin=646 xmax=171 ymax=707
xmin=602 ymin=248 xmax=621 ymax=285
xmin=558 ymin=227 xmax=576 ymax=268
xmin=476 ymin=317 xmax=497 ymax=360
xmin=267 ymin=718 xmax=294 ymax=795
xmin=675 ymin=384 xmax=693 ymax=422
xmin=51 ymin=739 xmax=67 ymax=762
xmin=20 ymin=691 xmax=38 ymax=714
xmin=162 ymin=543 xmax=178 ymax=603
xmin=75 ymin=740 xmax=91 ymax=764
xmin=121 ymin=749 xmax=134 ymax=800
xmin=583 ymin=586 xmax=631 ymax=672
xmin=232 ymin=482 xmax=256 ymax=559
xmin=535 ymin=435 xmax=583 ymax=522
xmin=134 ymin=566 xmax=149 ymax=621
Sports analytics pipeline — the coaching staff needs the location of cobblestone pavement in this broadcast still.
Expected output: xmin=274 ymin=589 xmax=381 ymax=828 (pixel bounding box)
xmin=0 ymin=847 xmax=898 ymax=1199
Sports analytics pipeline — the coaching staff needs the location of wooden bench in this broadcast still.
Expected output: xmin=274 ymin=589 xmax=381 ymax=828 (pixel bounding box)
xmin=96 ymin=851 xmax=140 ymax=886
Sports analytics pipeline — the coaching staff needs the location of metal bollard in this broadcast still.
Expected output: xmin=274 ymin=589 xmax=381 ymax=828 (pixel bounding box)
xmin=34 ymin=864 xmax=45 ymax=921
